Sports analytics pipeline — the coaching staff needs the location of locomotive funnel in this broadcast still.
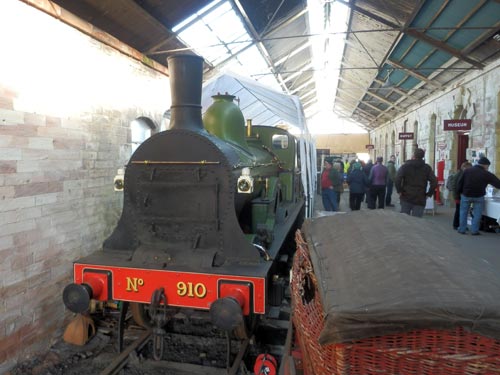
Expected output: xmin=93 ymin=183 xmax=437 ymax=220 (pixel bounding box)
xmin=167 ymin=54 xmax=205 ymax=132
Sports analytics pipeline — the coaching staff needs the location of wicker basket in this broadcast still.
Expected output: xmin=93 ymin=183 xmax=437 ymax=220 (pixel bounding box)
xmin=291 ymin=230 xmax=500 ymax=375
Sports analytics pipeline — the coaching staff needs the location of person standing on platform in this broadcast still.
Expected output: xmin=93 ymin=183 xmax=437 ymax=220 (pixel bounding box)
xmin=363 ymin=159 xmax=373 ymax=205
xmin=320 ymin=159 xmax=338 ymax=211
xmin=347 ymin=162 xmax=369 ymax=210
xmin=385 ymin=155 xmax=397 ymax=207
xmin=448 ymin=161 xmax=472 ymax=230
xmin=332 ymin=162 xmax=344 ymax=210
xmin=347 ymin=158 xmax=357 ymax=174
xmin=395 ymin=148 xmax=437 ymax=217
xmin=368 ymin=156 xmax=388 ymax=209
xmin=456 ymin=157 xmax=500 ymax=235
xmin=344 ymin=159 xmax=350 ymax=175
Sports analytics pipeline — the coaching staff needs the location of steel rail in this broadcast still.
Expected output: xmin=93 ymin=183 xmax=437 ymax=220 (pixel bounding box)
xmin=100 ymin=329 xmax=152 ymax=375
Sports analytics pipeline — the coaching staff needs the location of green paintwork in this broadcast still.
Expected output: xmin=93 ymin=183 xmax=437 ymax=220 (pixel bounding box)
xmin=203 ymin=95 xmax=302 ymax=250
xmin=203 ymin=94 xmax=250 ymax=152
xmin=251 ymin=177 xmax=279 ymax=234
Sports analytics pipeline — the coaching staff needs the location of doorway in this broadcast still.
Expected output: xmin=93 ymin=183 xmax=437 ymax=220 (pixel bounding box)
xmin=457 ymin=133 xmax=469 ymax=167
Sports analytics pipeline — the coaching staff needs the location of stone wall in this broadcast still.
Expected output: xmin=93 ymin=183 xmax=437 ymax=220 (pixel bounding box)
xmin=367 ymin=59 xmax=500 ymax=179
xmin=315 ymin=133 xmax=370 ymax=154
xmin=0 ymin=2 xmax=169 ymax=372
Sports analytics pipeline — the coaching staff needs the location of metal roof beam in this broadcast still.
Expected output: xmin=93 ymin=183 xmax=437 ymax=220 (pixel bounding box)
xmin=338 ymin=77 xmax=404 ymax=111
xmin=21 ymin=0 xmax=169 ymax=75
xmin=282 ymin=61 xmax=314 ymax=84
xmin=299 ymin=89 xmax=316 ymax=100
xmin=404 ymin=29 xmax=484 ymax=69
xmin=231 ymin=0 xmax=290 ymax=94
xmin=262 ymin=8 xmax=309 ymax=39
xmin=290 ymin=77 xmax=315 ymax=94
xmin=302 ymin=97 xmax=317 ymax=108
xmin=387 ymin=60 xmax=442 ymax=88
xmin=396 ymin=0 xmax=450 ymax=63
xmin=370 ymin=55 xmax=462 ymax=126
xmin=336 ymin=0 xmax=484 ymax=70
xmin=336 ymin=88 xmax=384 ymax=114
xmin=372 ymin=79 xmax=418 ymax=103
xmin=336 ymin=0 xmax=399 ymax=31
xmin=336 ymin=0 xmax=427 ymax=128
xmin=462 ymin=23 xmax=500 ymax=55
xmin=274 ymin=42 xmax=311 ymax=66
xmin=335 ymin=99 xmax=377 ymax=123
xmin=119 ymin=0 xmax=185 ymax=56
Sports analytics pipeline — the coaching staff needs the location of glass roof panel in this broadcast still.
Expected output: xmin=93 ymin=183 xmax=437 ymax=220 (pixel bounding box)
xmin=208 ymin=11 xmax=244 ymax=45
xmin=173 ymin=0 xmax=279 ymax=89
xmin=225 ymin=45 xmax=281 ymax=90
xmin=201 ymin=0 xmax=231 ymax=25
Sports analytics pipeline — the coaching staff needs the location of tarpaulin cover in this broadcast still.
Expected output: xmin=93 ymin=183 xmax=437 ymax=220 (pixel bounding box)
xmin=301 ymin=210 xmax=500 ymax=345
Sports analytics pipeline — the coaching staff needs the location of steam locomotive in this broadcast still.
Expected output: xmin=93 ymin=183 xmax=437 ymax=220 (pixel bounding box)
xmin=62 ymin=54 xmax=306 ymax=368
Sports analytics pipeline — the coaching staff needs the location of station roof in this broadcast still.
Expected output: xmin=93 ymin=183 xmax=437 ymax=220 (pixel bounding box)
xmin=47 ymin=0 xmax=500 ymax=132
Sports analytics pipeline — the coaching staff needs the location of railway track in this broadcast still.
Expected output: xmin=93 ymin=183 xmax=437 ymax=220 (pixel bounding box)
xmin=100 ymin=329 xmax=152 ymax=375
xmin=92 ymin=300 xmax=291 ymax=375
xmin=99 ymin=329 xmax=247 ymax=375
xmin=9 ymin=295 xmax=293 ymax=375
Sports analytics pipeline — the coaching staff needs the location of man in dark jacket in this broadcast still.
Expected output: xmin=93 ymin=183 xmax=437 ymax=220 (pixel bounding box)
xmin=456 ymin=156 xmax=500 ymax=235
xmin=385 ymin=155 xmax=397 ymax=207
xmin=450 ymin=161 xmax=472 ymax=229
xmin=362 ymin=159 xmax=373 ymax=205
xmin=347 ymin=162 xmax=368 ymax=210
xmin=395 ymin=148 xmax=438 ymax=217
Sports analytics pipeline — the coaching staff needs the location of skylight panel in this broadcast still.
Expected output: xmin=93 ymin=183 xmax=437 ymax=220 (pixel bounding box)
xmin=173 ymin=0 xmax=280 ymax=90
xmin=178 ymin=23 xmax=207 ymax=44
xmin=225 ymin=45 xmax=281 ymax=91
xmin=229 ymin=45 xmax=267 ymax=76
xmin=230 ymin=33 xmax=252 ymax=54
xmin=202 ymin=0 xmax=231 ymax=24
xmin=306 ymin=0 xmax=358 ymax=133
xmin=172 ymin=0 xmax=223 ymax=32
xmin=209 ymin=12 xmax=243 ymax=42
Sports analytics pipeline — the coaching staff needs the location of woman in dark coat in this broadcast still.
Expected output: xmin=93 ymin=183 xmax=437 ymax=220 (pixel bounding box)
xmin=347 ymin=162 xmax=369 ymax=210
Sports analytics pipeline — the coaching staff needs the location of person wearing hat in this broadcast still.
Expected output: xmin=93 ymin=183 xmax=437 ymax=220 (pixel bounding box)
xmin=395 ymin=148 xmax=438 ymax=217
xmin=320 ymin=159 xmax=338 ymax=211
xmin=456 ymin=156 xmax=500 ymax=235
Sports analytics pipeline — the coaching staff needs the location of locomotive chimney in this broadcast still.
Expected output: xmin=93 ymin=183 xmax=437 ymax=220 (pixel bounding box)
xmin=167 ymin=54 xmax=205 ymax=132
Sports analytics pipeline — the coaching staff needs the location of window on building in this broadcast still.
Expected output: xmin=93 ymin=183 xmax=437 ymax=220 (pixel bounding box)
xmin=131 ymin=116 xmax=156 ymax=153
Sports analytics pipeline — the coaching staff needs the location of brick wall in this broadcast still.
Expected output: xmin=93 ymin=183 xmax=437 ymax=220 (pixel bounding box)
xmin=0 ymin=2 xmax=169 ymax=372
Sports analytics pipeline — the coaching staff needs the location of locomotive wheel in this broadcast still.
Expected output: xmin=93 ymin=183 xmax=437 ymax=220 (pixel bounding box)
xmin=130 ymin=302 xmax=152 ymax=328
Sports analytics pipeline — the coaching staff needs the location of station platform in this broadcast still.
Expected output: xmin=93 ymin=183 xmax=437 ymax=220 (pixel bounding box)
xmin=313 ymin=192 xmax=500 ymax=269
